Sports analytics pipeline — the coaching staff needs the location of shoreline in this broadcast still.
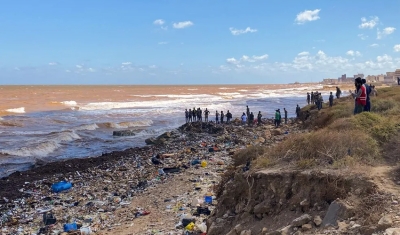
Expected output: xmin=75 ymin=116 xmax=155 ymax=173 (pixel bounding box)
xmin=0 ymin=118 xmax=301 ymax=234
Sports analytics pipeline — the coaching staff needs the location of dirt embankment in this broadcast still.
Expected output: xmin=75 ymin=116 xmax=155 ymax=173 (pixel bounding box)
xmin=208 ymin=86 xmax=400 ymax=235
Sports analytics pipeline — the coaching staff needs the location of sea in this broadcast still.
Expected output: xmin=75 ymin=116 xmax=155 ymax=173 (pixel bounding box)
xmin=0 ymin=84 xmax=335 ymax=177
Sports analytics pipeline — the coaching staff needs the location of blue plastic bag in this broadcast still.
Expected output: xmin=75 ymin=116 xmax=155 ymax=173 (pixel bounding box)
xmin=51 ymin=181 xmax=72 ymax=193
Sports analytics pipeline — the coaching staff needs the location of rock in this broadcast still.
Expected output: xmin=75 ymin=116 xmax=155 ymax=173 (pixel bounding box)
xmin=240 ymin=230 xmax=251 ymax=235
xmin=359 ymin=226 xmax=377 ymax=235
xmin=257 ymin=137 xmax=266 ymax=143
xmin=263 ymin=130 xmax=272 ymax=139
xmin=145 ymin=138 xmax=157 ymax=145
xmin=262 ymin=227 xmax=268 ymax=233
xmin=265 ymin=231 xmax=280 ymax=235
xmin=386 ymin=228 xmax=400 ymax=235
xmin=378 ymin=215 xmax=393 ymax=230
xmin=291 ymin=214 xmax=312 ymax=227
xmin=301 ymin=223 xmax=312 ymax=231
xmin=313 ymin=216 xmax=322 ymax=226
xmin=280 ymin=225 xmax=292 ymax=235
xmin=113 ymin=130 xmax=136 ymax=136
xmin=207 ymin=222 xmax=225 ymax=235
xmin=321 ymin=199 xmax=355 ymax=227
xmin=158 ymin=131 xmax=172 ymax=139
xmin=271 ymin=129 xmax=281 ymax=136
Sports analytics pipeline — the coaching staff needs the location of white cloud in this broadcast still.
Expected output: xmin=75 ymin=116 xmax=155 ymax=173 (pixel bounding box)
xmin=65 ymin=70 xmax=71 ymax=73
xmin=227 ymin=54 xmax=268 ymax=64
xmin=370 ymin=43 xmax=379 ymax=47
xmin=153 ymin=19 xmax=165 ymax=25
xmin=76 ymin=65 xmax=83 ymax=69
xmin=298 ymin=51 xmax=309 ymax=56
xmin=226 ymin=58 xmax=239 ymax=64
xmin=346 ymin=50 xmax=362 ymax=57
xmin=48 ymin=62 xmax=58 ymax=66
xmin=377 ymin=27 xmax=396 ymax=39
xmin=295 ymin=9 xmax=321 ymax=24
xmin=358 ymin=34 xmax=368 ymax=40
xmin=252 ymin=54 xmax=268 ymax=60
xmin=229 ymin=27 xmax=258 ymax=35
xmin=359 ymin=16 xmax=379 ymax=29
xmin=394 ymin=44 xmax=400 ymax=52
xmin=377 ymin=54 xmax=392 ymax=62
xmin=121 ymin=62 xmax=132 ymax=65
xmin=158 ymin=41 xmax=168 ymax=45
xmin=149 ymin=65 xmax=157 ymax=69
xmin=88 ymin=68 xmax=95 ymax=72
xmin=173 ymin=21 xmax=193 ymax=29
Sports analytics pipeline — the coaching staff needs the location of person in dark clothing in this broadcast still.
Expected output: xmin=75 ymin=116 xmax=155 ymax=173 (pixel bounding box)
xmin=249 ymin=112 xmax=254 ymax=126
xmin=336 ymin=87 xmax=342 ymax=99
xmin=215 ymin=111 xmax=220 ymax=124
xmin=295 ymin=104 xmax=301 ymax=118
xmin=197 ymin=108 xmax=202 ymax=121
xmin=283 ymin=108 xmax=288 ymax=124
xmin=204 ymin=108 xmax=210 ymax=122
xmin=361 ymin=79 xmax=371 ymax=112
xmin=329 ymin=92 xmax=334 ymax=107
xmin=226 ymin=110 xmax=232 ymax=123
xmin=185 ymin=109 xmax=189 ymax=123
xmin=352 ymin=77 xmax=366 ymax=114
xmin=188 ymin=109 xmax=193 ymax=122
xmin=192 ymin=108 xmax=196 ymax=122
xmin=246 ymin=105 xmax=250 ymax=116
xmin=311 ymin=92 xmax=315 ymax=104
xmin=257 ymin=111 xmax=262 ymax=125
xmin=220 ymin=111 xmax=224 ymax=123
xmin=307 ymin=93 xmax=311 ymax=105
xmin=274 ymin=109 xmax=281 ymax=127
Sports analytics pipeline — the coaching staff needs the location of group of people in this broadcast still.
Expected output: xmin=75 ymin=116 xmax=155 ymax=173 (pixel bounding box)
xmin=185 ymin=105 xmax=293 ymax=128
xmin=351 ymin=78 xmax=377 ymax=114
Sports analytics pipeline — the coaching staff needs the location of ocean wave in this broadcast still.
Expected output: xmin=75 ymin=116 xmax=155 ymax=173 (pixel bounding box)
xmin=218 ymin=92 xmax=241 ymax=96
xmin=61 ymin=101 xmax=78 ymax=106
xmin=187 ymin=88 xmax=198 ymax=91
xmin=0 ymin=131 xmax=80 ymax=157
xmin=219 ymin=87 xmax=235 ymax=90
xmin=5 ymin=107 xmax=25 ymax=113
xmin=73 ymin=123 xmax=99 ymax=131
xmin=99 ymin=120 xmax=153 ymax=129
xmin=0 ymin=120 xmax=24 ymax=127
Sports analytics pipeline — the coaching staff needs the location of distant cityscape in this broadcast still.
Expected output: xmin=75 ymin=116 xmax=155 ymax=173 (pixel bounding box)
xmin=321 ymin=68 xmax=400 ymax=85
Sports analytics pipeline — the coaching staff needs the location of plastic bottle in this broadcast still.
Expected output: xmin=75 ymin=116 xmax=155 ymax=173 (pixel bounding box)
xmin=51 ymin=181 xmax=72 ymax=193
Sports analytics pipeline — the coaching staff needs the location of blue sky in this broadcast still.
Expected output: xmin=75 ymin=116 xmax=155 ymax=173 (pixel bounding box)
xmin=0 ymin=0 xmax=400 ymax=85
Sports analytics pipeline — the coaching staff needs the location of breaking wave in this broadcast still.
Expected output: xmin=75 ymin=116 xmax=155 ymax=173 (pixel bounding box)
xmin=5 ymin=107 xmax=25 ymax=113
xmin=0 ymin=131 xmax=80 ymax=157
xmin=61 ymin=101 xmax=77 ymax=106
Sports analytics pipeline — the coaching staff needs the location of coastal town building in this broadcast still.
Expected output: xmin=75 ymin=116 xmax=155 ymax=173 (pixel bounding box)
xmin=321 ymin=69 xmax=400 ymax=85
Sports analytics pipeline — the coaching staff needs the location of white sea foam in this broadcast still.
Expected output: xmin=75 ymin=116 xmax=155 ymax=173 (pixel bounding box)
xmin=219 ymin=87 xmax=235 ymax=90
xmin=73 ymin=123 xmax=99 ymax=131
xmin=0 ymin=131 xmax=80 ymax=157
xmin=187 ymin=88 xmax=198 ymax=91
xmin=5 ymin=107 xmax=25 ymax=113
xmin=218 ymin=92 xmax=241 ymax=96
xmin=238 ymin=89 xmax=248 ymax=92
xmin=61 ymin=101 xmax=77 ymax=106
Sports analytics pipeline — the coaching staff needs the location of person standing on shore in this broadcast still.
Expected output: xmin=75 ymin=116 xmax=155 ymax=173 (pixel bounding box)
xmin=329 ymin=92 xmax=334 ymax=107
xmin=215 ymin=111 xmax=220 ymax=124
xmin=246 ymin=105 xmax=250 ymax=124
xmin=188 ymin=109 xmax=193 ymax=122
xmin=283 ymin=108 xmax=288 ymax=124
xmin=257 ymin=111 xmax=262 ymax=125
xmin=361 ymin=79 xmax=371 ymax=112
xmin=336 ymin=87 xmax=342 ymax=99
xmin=249 ymin=112 xmax=254 ymax=126
xmin=241 ymin=112 xmax=247 ymax=125
xmin=220 ymin=111 xmax=225 ymax=124
xmin=198 ymin=108 xmax=202 ymax=122
xmin=274 ymin=109 xmax=281 ymax=127
xmin=352 ymin=77 xmax=366 ymax=114
xmin=185 ymin=109 xmax=189 ymax=123
xmin=318 ymin=93 xmax=323 ymax=110
xmin=204 ymin=108 xmax=210 ymax=122
xmin=226 ymin=110 xmax=232 ymax=123
xmin=307 ymin=93 xmax=310 ymax=105
xmin=311 ymin=92 xmax=315 ymax=104
xmin=295 ymin=104 xmax=301 ymax=118
xmin=192 ymin=108 xmax=197 ymax=122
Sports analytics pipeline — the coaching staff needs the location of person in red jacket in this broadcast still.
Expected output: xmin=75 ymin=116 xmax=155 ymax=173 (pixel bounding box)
xmin=352 ymin=77 xmax=366 ymax=114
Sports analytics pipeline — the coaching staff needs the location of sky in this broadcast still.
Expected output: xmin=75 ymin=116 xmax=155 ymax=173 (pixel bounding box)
xmin=0 ymin=0 xmax=400 ymax=85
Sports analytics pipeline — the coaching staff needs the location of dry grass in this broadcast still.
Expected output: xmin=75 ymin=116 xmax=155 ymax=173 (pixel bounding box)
xmin=232 ymin=145 xmax=266 ymax=167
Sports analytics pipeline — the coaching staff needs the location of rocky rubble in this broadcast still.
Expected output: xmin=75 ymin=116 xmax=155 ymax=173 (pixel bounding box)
xmin=1 ymin=119 xmax=299 ymax=235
